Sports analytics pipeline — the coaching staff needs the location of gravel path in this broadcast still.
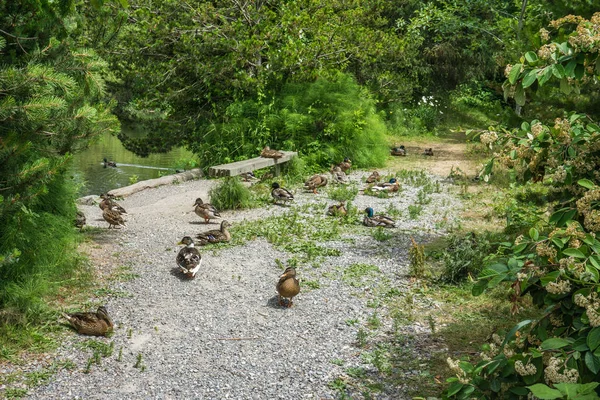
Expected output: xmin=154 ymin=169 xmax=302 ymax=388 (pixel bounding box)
xmin=21 ymin=169 xmax=462 ymax=399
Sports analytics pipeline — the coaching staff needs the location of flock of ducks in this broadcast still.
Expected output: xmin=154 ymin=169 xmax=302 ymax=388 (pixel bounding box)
xmin=66 ymin=151 xmax=417 ymax=335
xmin=391 ymin=145 xmax=434 ymax=157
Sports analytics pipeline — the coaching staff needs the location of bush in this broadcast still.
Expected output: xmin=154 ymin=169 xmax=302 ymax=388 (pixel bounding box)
xmin=438 ymin=232 xmax=500 ymax=283
xmin=208 ymin=177 xmax=253 ymax=210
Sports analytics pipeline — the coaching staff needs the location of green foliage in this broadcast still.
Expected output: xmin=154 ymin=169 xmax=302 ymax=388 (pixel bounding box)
xmin=189 ymin=73 xmax=390 ymax=171
xmin=328 ymin=185 xmax=359 ymax=202
xmin=208 ymin=177 xmax=253 ymax=210
xmin=438 ymin=232 xmax=499 ymax=283
xmin=444 ymin=15 xmax=600 ymax=398
xmin=409 ymin=238 xmax=426 ymax=278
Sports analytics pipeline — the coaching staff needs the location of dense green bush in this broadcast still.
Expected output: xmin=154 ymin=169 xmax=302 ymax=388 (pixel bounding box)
xmin=208 ymin=177 xmax=253 ymax=210
xmin=438 ymin=232 xmax=500 ymax=283
xmin=189 ymin=73 xmax=389 ymax=171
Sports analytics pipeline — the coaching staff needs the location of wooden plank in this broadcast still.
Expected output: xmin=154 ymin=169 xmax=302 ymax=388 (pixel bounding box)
xmin=208 ymin=151 xmax=297 ymax=177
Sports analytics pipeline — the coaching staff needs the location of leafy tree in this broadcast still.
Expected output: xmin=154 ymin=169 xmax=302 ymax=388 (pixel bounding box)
xmin=0 ymin=1 xmax=119 ymax=323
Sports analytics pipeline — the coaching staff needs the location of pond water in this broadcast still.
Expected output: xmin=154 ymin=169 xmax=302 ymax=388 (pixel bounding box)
xmin=71 ymin=131 xmax=195 ymax=196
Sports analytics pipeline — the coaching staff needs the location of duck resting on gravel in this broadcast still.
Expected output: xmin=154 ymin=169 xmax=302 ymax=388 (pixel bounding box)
xmin=62 ymin=306 xmax=114 ymax=336
xmin=194 ymin=197 xmax=221 ymax=224
xmin=370 ymin=178 xmax=400 ymax=193
xmin=75 ymin=210 xmax=86 ymax=230
xmin=363 ymin=207 xmax=396 ymax=228
xmin=330 ymin=166 xmax=349 ymax=184
xmin=391 ymin=145 xmax=406 ymax=156
xmin=333 ymin=157 xmax=352 ymax=173
xmin=271 ymin=182 xmax=294 ymax=205
xmin=176 ymin=236 xmax=202 ymax=279
xmin=102 ymin=204 xmax=127 ymax=229
xmin=276 ymin=267 xmax=300 ymax=308
xmin=327 ymin=202 xmax=347 ymax=216
xmin=365 ymin=171 xmax=381 ymax=184
xmin=196 ymin=220 xmax=232 ymax=245
xmin=304 ymin=174 xmax=328 ymax=194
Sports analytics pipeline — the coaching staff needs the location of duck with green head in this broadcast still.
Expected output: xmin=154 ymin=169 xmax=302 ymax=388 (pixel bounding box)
xmin=363 ymin=207 xmax=396 ymax=228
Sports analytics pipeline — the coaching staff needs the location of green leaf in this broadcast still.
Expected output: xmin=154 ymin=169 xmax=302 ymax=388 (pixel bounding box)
xmin=514 ymin=83 xmax=526 ymax=106
xmin=585 ymin=351 xmax=600 ymax=374
xmin=446 ymin=381 xmax=464 ymax=397
xmin=118 ymin=0 xmax=129 ymax=7
xmin=529 ymin=228 xmax=539 ymax=241
xmin=575 ymin=63 xmax=585 ymax=79
xmin=509 ymin=63 xmax=522 ymax=84
xmin=589 ymin=256 xmax=600 ymax=270
xmin=525 ymin=52 xmax=538 ymax=64
xmin=587 ymin=327 xmax=600 ymax=352
xmin=527 ymin=383 xmax=563 ymax=399
xmin=552 ymin=63 xmax=565 ymax=79
xmin=562 ymin=248 xmax=586 ymax=259
xmin=488 ymin=273 xmax=508 ymax=288
xmin=560 ymin=77 xmax=573 ymax=94
xmin=586 ymin=264 xmax=600 ymax=283
xmin=538 ymin=66 xmax=554 ymax=86
xmin=565 ymin=60 xmax=578 ymax=77
xmin=522 ymin=70 xmax=538 ymax=88
xmin=503 ymin=320 xmax=532 ymax=346
xmin=540 ymin=337 xmax=571 ymax=350
xmin=541 ymin=271 xmax=561 ymax=286
xmin=579 ymin=179 xmax=595 ymax=189
xmin=472 ymin=279 xmax=487 ymax=296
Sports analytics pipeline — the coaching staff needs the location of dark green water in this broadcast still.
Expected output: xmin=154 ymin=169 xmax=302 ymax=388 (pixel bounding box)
xmin=71 ymin=131 xmax=195 ymax=196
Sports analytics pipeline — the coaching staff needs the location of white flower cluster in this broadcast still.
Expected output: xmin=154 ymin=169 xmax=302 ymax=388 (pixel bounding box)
xmin=531 ymin=122 xmax=544 ymax=136
xmin=574 ymin=292 xmax=600 ymax=327
xmin=480 ymin=130 xmax=498 ymax=147
xmin=544 ymin=356 xmax=579 ymax=384
xmin=446 ymin=357 xmax=469 ymax=384
xmin=551 ymin=166 xmax=567 ymax=183
xmin=546 ymin=279 xmax=572 ymax=295
xmin=515 ymin=360 xmax=537 ymax=376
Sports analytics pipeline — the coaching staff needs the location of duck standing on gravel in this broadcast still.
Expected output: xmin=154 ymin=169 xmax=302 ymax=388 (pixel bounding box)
xmin=176 ymin=236 xmax=202 ymax=279
xmin=271 ymin=182 xmax=294 ymax=205
xmin=62 ymin=306 xmax=114 ymax=336
xmin=330 ymin=166 xmax=349 ymax=184
xmin=363 ymin=207 xmax=396 ymax=228
xmin=196 ymin=220 xmax=232 ymax=245
xmin=276 ymin=267 xmax=300 ymax=308
xmin=304 ymin=174 xmax=328 ymax=194
xmin=102 ymin=204 xmax=127 ymax=229
xmin=333 ymin=157 xmax=352 ymax=173
xmin=99 ymin=193 xmax=127 ymax=215
xmin=194 ymin=197 xmax=221 ymax=224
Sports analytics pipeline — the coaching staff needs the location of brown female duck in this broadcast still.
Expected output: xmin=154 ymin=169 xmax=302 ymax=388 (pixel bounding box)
xmin=196 ymin=220 xmax=232 ymax=245
xmin=304 ymin=174 xmax=328 ymax=194
xmin=62 ymin=306 xmax=114 ymax=336
xmin=276 ymin=267 xmax=300 ymax=307
xmin=194 ymin=198 xmax=221 ymax=224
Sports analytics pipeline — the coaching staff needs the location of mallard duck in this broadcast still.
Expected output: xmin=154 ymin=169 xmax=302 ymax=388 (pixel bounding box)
xmin=196 ymin=220 xmax=232 ymax=245
xmin=99 ymin=193 xmax=127 ymax=215
xmin=103 ymin=205 xmax=126 ymax=229
xmin=333 ymin=157 xmax=352 ymax=173
xmin=370 ymin=178 xmax=400 ymax=193
xmin=194 ymin=198 xmax=221 ymax=224
xmin=271 ymin=182 xmax=294 ymax=205
xmin=62 ymin=306 xmax=114 ymax=336
xmin=366 ymin=171 xmax=381 ymax=184
xmin=261 ymin=146 xmax=284 ymax=159
xmin=75 ymin=210 xmax=86 ymax=230
xmin=391 ymin=145 xmax=406 ymax=156
xmin=176 ymin=236 xmax=202 ymax=278
xmin=331 ymin=166 xmax=349 ymax=184
xmin=304 ymin=174 xmax=328 ymax=194
xmin=423 ymin=148 xmax=434 ymax=156
xmin=103 ymin=157 xmax=117 ymax=167
xmin=363 ymin=207 xmax=396 ymax=228
xmin=276 ymin=267 xmax=300 ymax=308
xmin=327 ymin=202 xmax=347 ymax=216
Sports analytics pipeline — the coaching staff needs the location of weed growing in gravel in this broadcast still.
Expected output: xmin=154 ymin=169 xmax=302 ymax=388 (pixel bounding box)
xmin=396 ymin=169 xmax=431 ymax=187
xmin=302 ymin=280 xmax=321 ymax=289
xmin=4 ymin=387 xmax=27 ymax=398
xmin=416 ymin=189 xmax=432 ymax=205
xmin=372 ymin=226 xmax=392 ymax=242
xmin=341 ymin=264 xmax=380 ymax=287
xmin=409 ymin=237 xmax=426 ymax=278
xmin=328 ymin=184 xmax=359 ymax=202
xmin=408 ymin=204 xmax=423 ymax=219
xmin=345 ymin=318 xmax=359 ymax=326
xmin=134 ymin=353 xmax=146 ymax=371
xmin=109 ymin=265 xmax=140 ymax=282
xmin=367 ymin=313 xmax=381 ymax=330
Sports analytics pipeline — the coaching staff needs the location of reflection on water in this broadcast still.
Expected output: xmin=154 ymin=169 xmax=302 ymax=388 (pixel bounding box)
xmin=71 ymin=131 xmax=195 ymax=196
